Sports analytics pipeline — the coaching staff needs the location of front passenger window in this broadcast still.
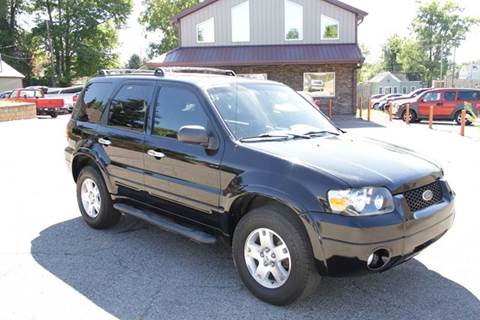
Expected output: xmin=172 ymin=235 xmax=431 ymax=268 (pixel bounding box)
xmin=153 ymin=87 xmax=209 ymax=138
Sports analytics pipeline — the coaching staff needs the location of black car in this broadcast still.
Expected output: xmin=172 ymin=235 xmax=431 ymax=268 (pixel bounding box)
xmin=65 ymin=68 xmax=455 ymax=305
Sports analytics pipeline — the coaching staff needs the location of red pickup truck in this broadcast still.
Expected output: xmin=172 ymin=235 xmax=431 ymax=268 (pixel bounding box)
xmin=5 ymin=89 xmax=65 ymax=118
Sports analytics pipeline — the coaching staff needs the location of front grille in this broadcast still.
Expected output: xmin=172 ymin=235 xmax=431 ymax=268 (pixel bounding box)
xmin=403 ymin=180 xmax=443 ymax=212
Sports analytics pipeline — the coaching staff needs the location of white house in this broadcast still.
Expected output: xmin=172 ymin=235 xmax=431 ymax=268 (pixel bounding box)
xmin=0 ymin=58 xmax=24 ymax=91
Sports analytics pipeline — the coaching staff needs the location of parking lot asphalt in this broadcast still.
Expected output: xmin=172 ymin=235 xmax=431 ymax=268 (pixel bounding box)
xmin=0 ymin=115 xmax=479 ymax=320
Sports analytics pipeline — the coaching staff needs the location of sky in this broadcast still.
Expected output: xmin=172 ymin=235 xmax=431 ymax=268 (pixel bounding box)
xmin=117 ymin=0 xmax=480 ymax=64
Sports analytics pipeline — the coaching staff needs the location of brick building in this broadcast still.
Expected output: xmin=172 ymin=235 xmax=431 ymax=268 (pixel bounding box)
xmin=147 ymin=0 xmax=367 ymax=114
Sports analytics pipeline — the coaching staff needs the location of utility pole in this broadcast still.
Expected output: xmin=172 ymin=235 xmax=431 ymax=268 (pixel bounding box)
xmin=46 ymin=20 xmax=57 ymax=86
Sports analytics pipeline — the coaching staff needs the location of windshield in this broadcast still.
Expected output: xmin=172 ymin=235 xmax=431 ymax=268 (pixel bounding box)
xmin=207 ymin=82 xmax=338 ymax=140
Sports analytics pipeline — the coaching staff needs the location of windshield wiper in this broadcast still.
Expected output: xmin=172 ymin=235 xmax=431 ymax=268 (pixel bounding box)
xmin=239 ymin=132 xmax=311 ymax=142
xmin=302 ymin=130 xmax=341 ymax=137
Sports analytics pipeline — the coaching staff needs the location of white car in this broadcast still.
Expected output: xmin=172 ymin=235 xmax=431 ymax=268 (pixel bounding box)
xmin=46 ymin=85 xmax=84 ymax=112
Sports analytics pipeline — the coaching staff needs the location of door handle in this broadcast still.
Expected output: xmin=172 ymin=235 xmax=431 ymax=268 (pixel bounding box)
xmin=147 ymin=149 xmax=165 ymax=159
xmin=98 ymin=138 xmax=112 ymax=146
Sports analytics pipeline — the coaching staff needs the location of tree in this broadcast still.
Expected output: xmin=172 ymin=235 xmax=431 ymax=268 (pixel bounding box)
xmin=126 ymin=53 xmax=142 ymax=69
xmin=140 ymin=0 xmax=198 ymax=57
xmin=358 ymin=44 xmax=382 ymax=83
xmin=30 ymin=0 xmax=132 ymax=85
xmin=411 ymin=0 xmax=479 ymax=84
xmin=381 ymin=35 xmax=405 ymax=73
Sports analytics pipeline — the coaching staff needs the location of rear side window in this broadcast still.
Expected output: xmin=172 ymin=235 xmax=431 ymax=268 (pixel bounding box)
xmin=458 ymin=91 xmax=480 ymax=101
xmin=153 ymin=86 xmax=209 ymax=138
xmin=76 ymin=82 xmax=113 ymax=123
xmin=444 ymin=91 xmax=456 ymax=101
xmin=108 ymin=83 xmax=154 ymax=131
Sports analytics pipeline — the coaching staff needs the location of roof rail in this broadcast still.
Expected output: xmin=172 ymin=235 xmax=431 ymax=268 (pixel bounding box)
xmin=154 ymin=67 xmax=236 ymax=77
xmin=98 ymin=69 xmax=155 ymax=76
xmin=97 ymin=67 xmax=236 ymax=77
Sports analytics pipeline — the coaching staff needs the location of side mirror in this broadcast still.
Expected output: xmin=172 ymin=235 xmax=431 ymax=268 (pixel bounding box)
xmin=178 ymin=125 xmax=217 ymax=150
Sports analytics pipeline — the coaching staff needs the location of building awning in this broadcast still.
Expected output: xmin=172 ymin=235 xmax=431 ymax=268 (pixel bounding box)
xmin=147 ymin=44 xmax=364 ymax=68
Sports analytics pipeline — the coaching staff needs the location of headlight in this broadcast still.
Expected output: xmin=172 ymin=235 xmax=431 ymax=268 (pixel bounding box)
xmin=327 ymin=187 xmax=394 ymax=216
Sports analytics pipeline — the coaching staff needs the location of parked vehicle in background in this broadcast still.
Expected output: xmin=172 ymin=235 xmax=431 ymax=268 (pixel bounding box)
xmin=46 ymin=85 xmax=84 ymax=113
xmin=0 ymin=90 xmax=12 ymax=99
xmin=393 ymin=88 xmax=480 ymax=124
xmin=374 ymin=94 xmax=402 ymax=110
xmin=66 ymin=68 xmax=455 ymax=305
xmin=387 ymin=88 xmax=430 ymax=112
xmin=25 ymin=86 xmax=49 ymax=95
xmin=370 ymin=94 xmax=384 ymax=100
xmin=6 ymin=88 xmax=64 ymax=118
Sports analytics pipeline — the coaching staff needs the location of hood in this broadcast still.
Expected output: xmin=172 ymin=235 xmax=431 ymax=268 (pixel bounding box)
xmin=246 ymin=135 xmax=442 ymax=194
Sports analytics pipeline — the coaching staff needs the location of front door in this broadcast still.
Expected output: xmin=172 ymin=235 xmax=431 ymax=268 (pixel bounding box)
xmin=97 ymin=80 xmax=155 ymax=193
xmin=437 ymin=91 xmax=457 ymax=117
xmin=144 ymin=84 xmax=223 ymax=224
xmin=418 ymin=91 xmax=442 ymax=117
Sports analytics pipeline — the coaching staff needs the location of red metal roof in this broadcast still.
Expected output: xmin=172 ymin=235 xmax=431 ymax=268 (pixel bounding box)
xmin=147 ymin=44 xmax=364 ymax=67
xmin=172 ymin=0 xmax=368 ymax=23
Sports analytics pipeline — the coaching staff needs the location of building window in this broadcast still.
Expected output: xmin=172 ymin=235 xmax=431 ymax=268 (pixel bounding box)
xmin=303 ymin=72 xmax=335 ymax=97
xmin=321 ymin=15 xmax=339 ymax=40
xmin=196 ymin=18 xmax=214 ymax=43
xmin=402 ymin=87 xmax=407 ymax=94
xmin=232 ymin=1 xmax=250 ymax=42
xmin=379 ymin=87 xmax=383 ymax=94
xmin=285 ymin=0 xmax=303 ymax=41
xmin=238 ymin=73 xmax=268 ymax=80
xmin=385 ymin=87 xmax=392 ymax=94
xmin=411 ymin=86 xmax=416 ymax=92
xmin=393 ymin=87 xmax=398 ymax=94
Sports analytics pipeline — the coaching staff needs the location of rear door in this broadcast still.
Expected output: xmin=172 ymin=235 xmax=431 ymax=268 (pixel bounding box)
xmin=96 ymin=80 xmax=155 ymax=194
xmin=438 ymin=90 xmax=457 ymax=118
xmin=459 ymin=90 xmax=480 ymax=116
xmin=144 ymin=83 xmax=223 ymax=223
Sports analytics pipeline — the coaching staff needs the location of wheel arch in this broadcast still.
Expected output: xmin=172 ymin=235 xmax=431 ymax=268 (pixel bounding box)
xmin=72 ymin=151 xmax=117 ymax=194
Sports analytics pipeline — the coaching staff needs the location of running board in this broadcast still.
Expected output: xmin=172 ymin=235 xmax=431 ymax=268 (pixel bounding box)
xmin=113 ymin=203 xmax=218 ymax=244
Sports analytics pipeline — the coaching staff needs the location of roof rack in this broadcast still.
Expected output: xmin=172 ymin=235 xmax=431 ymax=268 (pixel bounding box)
xmin=154 ymin=67 xmax=236 ymax=77
xmin=98 ymin=69 xmax=155 ymax=76
xmin=98 ymin=67 xmax=236 ymax=77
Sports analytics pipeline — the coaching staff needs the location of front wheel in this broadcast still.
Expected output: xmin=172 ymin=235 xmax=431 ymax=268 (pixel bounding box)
xmin=50 ymin=112 xmax=58 ymax=118
xmin=232 ymin=204 xmax=320 ymax=305
xmin=402 ymin=109 xmax=417 ymax=123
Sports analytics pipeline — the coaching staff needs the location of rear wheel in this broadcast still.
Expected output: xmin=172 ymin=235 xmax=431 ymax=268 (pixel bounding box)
xmin=455 ymin=110 xmax=472 ymax=125
xmin=50 ymin=112 xmax=58 ymax=118
xmin=232 ymin=204 xmax=320 ymax=305
xmin=76 ymin=166 xmax=120 ymax=229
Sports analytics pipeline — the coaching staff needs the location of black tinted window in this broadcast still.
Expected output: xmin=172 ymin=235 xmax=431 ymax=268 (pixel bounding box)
xmin=153 ymin=87 xmax=208 ymax=138
xmin=76 ymin=82 xmax=113 ymax=123
xmin=444 ymin=92 xmax=456 ymax=101
xmin=458 ymin=91 xmax=480 ymax=101
xmin=108 ymin=83 xmax=154 ymax=131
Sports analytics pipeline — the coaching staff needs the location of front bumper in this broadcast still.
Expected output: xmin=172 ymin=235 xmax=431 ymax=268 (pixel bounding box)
xmin=305 ymin=181 xmax=455 ymax=276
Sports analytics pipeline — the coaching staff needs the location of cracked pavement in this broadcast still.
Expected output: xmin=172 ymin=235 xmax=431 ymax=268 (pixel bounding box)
xmin=0 ymin=115 xmax=479 ymax=319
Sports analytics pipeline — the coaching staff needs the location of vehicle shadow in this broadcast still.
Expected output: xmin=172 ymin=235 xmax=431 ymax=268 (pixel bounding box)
xmin=31 ymin=216 xmax=480 ymax=320
xmin=335 ymin=116 xmax=386 ymax=129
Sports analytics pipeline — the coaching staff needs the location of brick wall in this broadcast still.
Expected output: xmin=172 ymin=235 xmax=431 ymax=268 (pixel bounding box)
xmin=0 ymin=103 xmax=36 ymax=122
xmin=224 ymin=64 xmax=357 ymax=115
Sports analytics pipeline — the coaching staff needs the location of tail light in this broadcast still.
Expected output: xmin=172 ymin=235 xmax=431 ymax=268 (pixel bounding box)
xmin=72 ymin=94 xmax=78 ymax=103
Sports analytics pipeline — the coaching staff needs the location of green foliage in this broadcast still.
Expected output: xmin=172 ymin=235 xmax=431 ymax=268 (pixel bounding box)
xmin=140 ymin=0 xmax=198 ymax=57
xmin=30 ymin=0 xmax=132 ymax=85
xmin=411 ymin=0 xmax=480 ymax=84
xmin=382 ymin=35 xmax=404 ymax=73
xmin=323 ymin=25 xmax=338 ymax=39
xmin=126 ymin=54 xmax=143 ymax=69
xmin=286 ymin=28 xmax=300 ymax=40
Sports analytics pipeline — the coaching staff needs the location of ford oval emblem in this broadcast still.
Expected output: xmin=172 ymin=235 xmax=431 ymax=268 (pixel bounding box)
xmin=422 ymin=190 xmax=434 ymax=202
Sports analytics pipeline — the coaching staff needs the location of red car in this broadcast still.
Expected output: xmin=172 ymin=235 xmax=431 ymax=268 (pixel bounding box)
xmin=5 ymin=89 xmax=65 ymax=118
xmin=393 ymin=88 xmax=480 ymax=124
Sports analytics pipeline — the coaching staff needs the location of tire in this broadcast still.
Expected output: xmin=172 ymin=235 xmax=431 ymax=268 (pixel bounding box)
xmin=454 ymin=111 xmax=472 ymax=126
xmin=402 ymin=109 xmax=417 ymax=123
xmin=50 ymin=112 xmax=58 ymax=118
xmin=232 ymin=204 xmax=320 ymax=305
xmin=76 ymin=166 xmax=120 ymax=229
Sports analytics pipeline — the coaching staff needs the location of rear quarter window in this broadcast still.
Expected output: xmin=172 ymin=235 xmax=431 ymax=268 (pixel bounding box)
xmin=74 ymin=82 xmax=114 ymax=123
xmin=458 ymin=91 xmax=480 ymax=101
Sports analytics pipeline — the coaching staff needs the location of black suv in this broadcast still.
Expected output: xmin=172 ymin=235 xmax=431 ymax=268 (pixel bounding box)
xmin=65 ymin=68 xmax=455 ymax=305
